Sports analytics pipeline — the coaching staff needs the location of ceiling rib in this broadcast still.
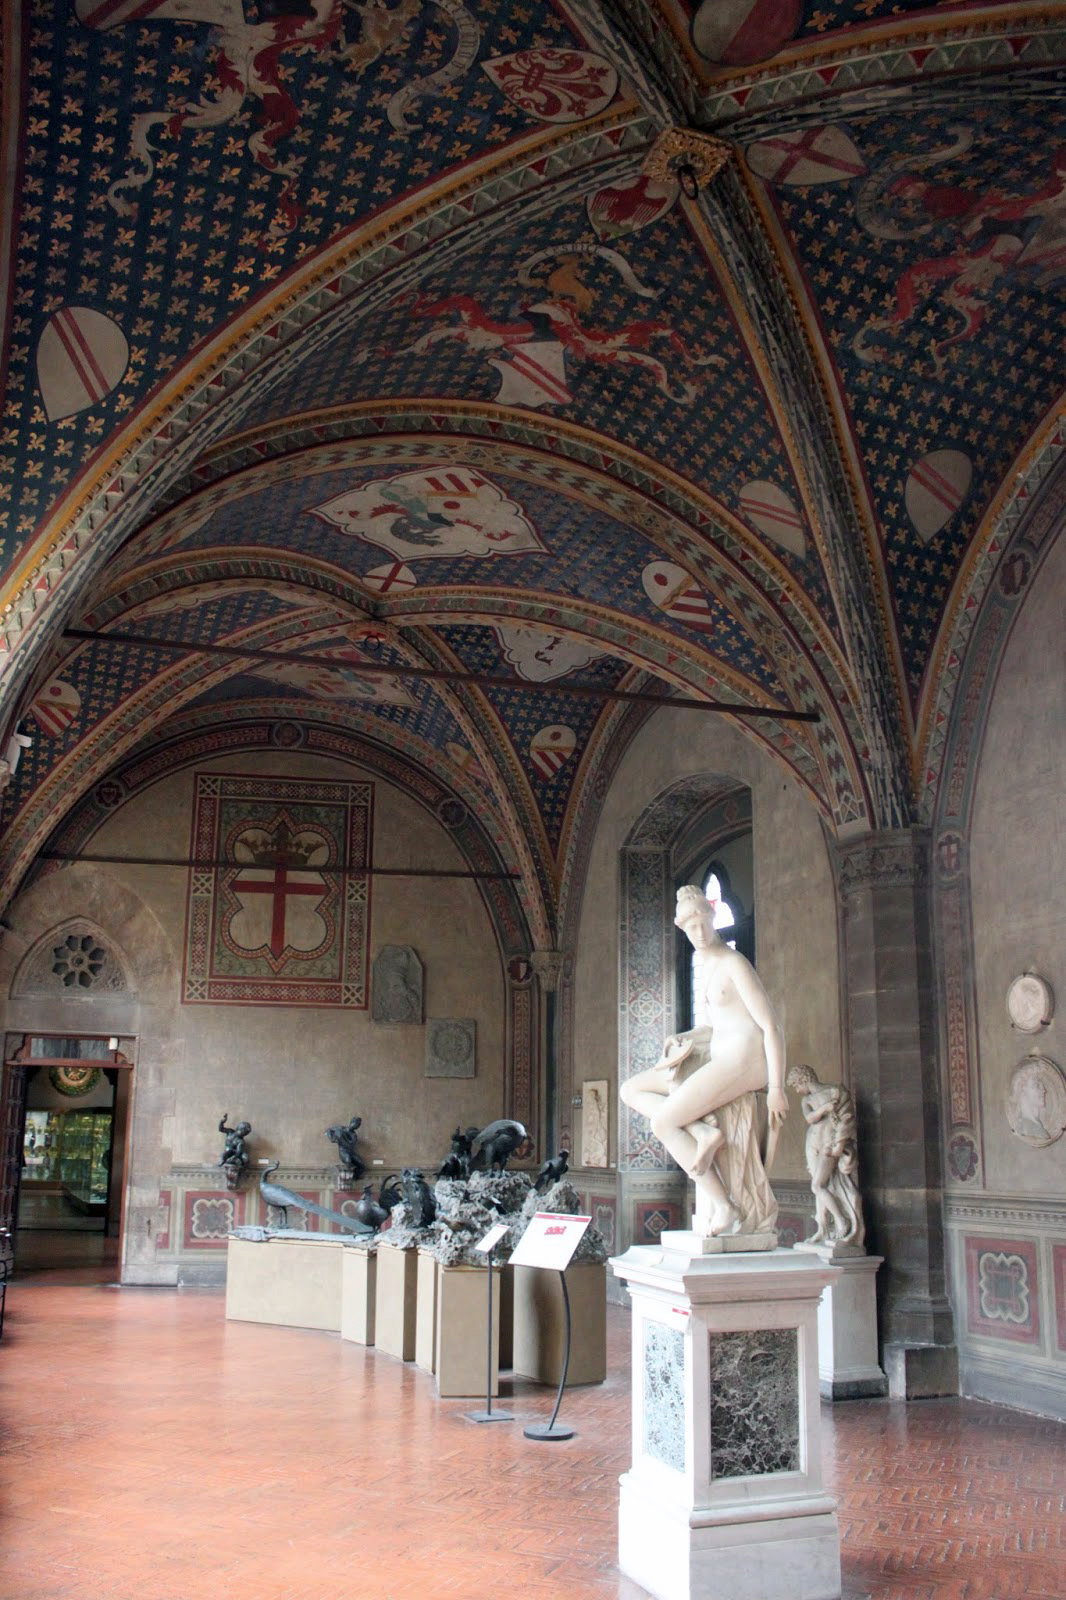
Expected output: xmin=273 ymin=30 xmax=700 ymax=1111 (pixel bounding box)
xmin=62 ymin=628 xmax=821 ymax=724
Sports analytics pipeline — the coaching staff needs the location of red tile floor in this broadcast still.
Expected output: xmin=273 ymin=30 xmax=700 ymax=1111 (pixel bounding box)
xmin=1 ymin=1273 xmax=1063 ymax=1600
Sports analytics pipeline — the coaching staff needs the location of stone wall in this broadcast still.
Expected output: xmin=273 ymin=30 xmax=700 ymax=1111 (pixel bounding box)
xmin=1 ymin=751 xmax=509 ymax=1284
xmin=954 ymin=528 xmax=1066 ymax=1418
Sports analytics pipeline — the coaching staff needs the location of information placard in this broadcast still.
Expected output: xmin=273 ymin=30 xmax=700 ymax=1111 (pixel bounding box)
xmin=509 ymin=1212 xmax=591 ymax=1271
xmin=474 ymin=1221 xmax=510 ymax=1254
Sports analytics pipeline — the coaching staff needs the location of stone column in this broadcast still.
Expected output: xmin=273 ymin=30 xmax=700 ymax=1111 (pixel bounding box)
xmin=833 ymin=828 xmax=957 ymax=1397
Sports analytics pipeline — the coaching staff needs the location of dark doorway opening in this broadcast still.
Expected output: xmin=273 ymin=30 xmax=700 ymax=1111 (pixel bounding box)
xmin=2 ymin=1036 xmax=133 ymax=1281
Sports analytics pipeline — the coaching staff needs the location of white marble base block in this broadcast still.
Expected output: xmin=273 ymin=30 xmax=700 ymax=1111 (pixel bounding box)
xmin=799 ymin=1248 xmax=887 ymax=1400
xmin=375 ymin=1242 xmax=418 ymax=1361
xmin=340 ymin=1246 xmax=376 ymax=1345
xmin=610 ymin=1244 xmax=842 ymax=1600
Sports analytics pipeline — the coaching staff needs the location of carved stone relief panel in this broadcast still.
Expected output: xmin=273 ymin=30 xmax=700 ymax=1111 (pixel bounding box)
xmin=371 ymin=945 xmax=423 ymax=1024
xmin=426 ymin=1018 xmax=476 ymax=1078
xmin=1005 ymin=1057 xmax=1066 ymax=1148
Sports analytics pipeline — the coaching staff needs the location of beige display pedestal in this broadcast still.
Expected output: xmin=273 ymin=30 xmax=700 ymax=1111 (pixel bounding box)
xmin=512 ymin=1261 xmax=606 ymax=1386
xmin=225 ymin=1233 xmax=345 ymax=1331
xmin=415 ymin=1250 xmax=439 ymax=1372
xmin=340 ymin=1246 xmax=377 ymax=1345
xmin=437 ymin=1263 xmax=500 ymax=1399
xmin=376 ymin=1242 xmax=418 ymax=1361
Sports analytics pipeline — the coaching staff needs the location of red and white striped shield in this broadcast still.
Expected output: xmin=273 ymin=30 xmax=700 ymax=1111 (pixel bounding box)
xmin=692 ymin=0 xmax=802 ymax=67
xmin=529 ymin=725 xmax=575 ymax=781
xmin=361 ymin=562 xmax=418 ymax=596
xmin=905 ymin=451 xmax=972 ymax=541
xmin=29 ymin=677 xmax=82 ymax=737
xmin=738 ymin=481 xmax=806 ymax=557
xmin=75 ymin=0 xmax=244 ymax=31
xmin=36 ymin=307 xmax=128 ymax=422
xmin=642 ymin=561 xmax=715 ymax=634
xmin=746 ymin=126 xmax=866 ymax=188
xmin=490 ymin=341 xmax=572 ymax=409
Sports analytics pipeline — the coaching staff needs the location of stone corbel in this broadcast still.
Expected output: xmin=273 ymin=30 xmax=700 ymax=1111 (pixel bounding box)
xmin=530 ymin=950 xmax=567 ymax=992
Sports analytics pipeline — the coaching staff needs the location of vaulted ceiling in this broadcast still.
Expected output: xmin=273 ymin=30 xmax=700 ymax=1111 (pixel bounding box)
xmin=1 ymin=0 xmax=1063 ymax=944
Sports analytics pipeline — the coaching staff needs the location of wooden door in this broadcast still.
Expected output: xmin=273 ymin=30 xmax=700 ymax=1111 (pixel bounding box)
xmin=0 ymin=1048 xmax=28 ymax=1269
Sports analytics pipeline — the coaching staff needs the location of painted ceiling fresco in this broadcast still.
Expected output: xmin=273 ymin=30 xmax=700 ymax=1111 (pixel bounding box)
xmin=0 ymin=0 xmax=1062 ymax=941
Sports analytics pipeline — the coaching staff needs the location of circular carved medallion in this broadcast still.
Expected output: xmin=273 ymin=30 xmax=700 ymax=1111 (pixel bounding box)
xmin=1005 ymin=1057 xmax=1066 ymax=1148
xmin=1006 ymin=973 xmax=1053 ymax=1033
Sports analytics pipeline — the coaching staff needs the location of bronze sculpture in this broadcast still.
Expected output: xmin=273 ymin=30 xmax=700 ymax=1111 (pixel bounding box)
xmin=218 ymin=1113 xmax=252 ymax=1190
xmin=325 ymin=1115 xmax=365 ymax=1178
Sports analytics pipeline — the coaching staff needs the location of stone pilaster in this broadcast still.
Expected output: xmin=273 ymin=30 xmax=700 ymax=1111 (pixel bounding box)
xmin=833 ymin=828 xmax=958 ymax=1396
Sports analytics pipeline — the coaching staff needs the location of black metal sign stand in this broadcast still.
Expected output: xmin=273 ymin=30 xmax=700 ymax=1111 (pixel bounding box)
xmin=523 ymin=1269 xmax=575 ymax=1442
xmin=465 ymin=1243 xmax=513 ymax=1424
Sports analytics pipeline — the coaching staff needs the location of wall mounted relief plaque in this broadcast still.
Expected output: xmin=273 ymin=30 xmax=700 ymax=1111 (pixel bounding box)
xmin=1006 ymin=973 xmax=1054 ymax=1033
xmin=1006 ymin=1056 xmax=1066 ymax=1148
xmin=580 ymin=1078 xmax=609 ymax=1168
xmin=371 ymin=945 xmax=424 ymax=1024
xmin=426 ymin=1019 xmax=476 ymax=1078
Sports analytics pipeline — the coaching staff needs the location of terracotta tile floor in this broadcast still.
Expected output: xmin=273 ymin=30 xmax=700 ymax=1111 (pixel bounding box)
xmin=1 ymin=1280 xmax=1063 ymax=1600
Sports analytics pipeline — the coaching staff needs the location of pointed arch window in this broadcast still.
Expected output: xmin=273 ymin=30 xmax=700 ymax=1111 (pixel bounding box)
xmin=679 ymin=859 xmax=754 ymax=1029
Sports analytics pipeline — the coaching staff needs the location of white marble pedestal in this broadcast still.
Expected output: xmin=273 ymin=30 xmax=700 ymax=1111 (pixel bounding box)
xmin=610 ymin=1242 xmax=842 ymax=1600
xmin=796 ymin=1246 xmax=887 ymax=1399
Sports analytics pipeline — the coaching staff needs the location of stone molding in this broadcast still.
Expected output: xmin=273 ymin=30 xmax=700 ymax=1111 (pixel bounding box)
xmin=834 ymin=827 xmax=931 ymax=896
xmin=530 ymin=950 xmax=566 ymax=993
xmin=945 ymin=1193 xmax=1066 ymax=1232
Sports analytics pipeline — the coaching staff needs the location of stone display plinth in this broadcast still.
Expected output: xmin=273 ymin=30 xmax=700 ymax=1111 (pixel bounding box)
xmin=795 ymin=1246 xmax=886 ymax=1399
xmin=340 ymin=1247 xmax=376 ymax=1345
xmin=415 ymin=1250 xmax=438 ymax=1372
xmin=225 ymin=1233 xmax=345 ymax=1331
xmin=610 ymin=1242 xmax=841 ymax=1600
xmin=512 ymin=1262 xmax=606 ymax=1387
xmin=375 ymin=1242 xmax=418 ymax=1361
xmin=436 ymin=1263 xmax=499 ymax=1399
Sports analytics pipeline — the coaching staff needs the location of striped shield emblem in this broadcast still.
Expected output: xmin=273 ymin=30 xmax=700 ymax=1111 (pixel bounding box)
xmin=642 ymin=561 xmax=716 ymax=634
xmin=36 ymin=307 xmax=128 ymax=421
xmin=738 ymin=481 xmax=807 ymax=558
xmin=30 ymin=677 xmax=82 ymax=738
xmin=529 ymin=725 xmax=575 ymax=781
xmin=905 ymin=451 xmax=972 ymax=541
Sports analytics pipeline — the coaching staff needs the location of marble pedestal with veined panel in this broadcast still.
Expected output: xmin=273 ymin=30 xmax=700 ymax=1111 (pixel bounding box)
xmin=610 ymin=1243 xmax=842 ymax=1600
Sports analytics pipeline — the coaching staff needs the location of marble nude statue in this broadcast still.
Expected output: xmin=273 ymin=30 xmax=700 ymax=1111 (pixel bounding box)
xmin=787 ymin=1064 xmax=865 ymax=1251
xmin=619 ymin=885 xmax=787 ymax=1240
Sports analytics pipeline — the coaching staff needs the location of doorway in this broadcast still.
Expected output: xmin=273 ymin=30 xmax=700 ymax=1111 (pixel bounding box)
xmin=1 ymin=1036 xmax=134 ymax=1280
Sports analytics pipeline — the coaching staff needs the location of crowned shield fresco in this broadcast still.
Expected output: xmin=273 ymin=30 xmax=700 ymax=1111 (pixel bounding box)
xmin=183 ymin=774 xmax=372 ymax=1007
